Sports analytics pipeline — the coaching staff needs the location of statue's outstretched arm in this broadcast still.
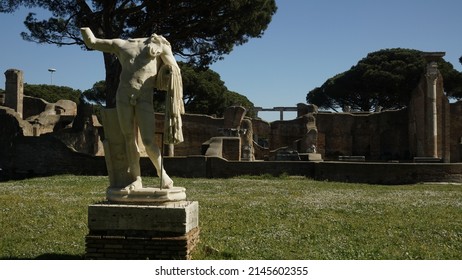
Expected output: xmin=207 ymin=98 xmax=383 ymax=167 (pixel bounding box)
xmin=80 ymin=27 xmax=121 ymax=54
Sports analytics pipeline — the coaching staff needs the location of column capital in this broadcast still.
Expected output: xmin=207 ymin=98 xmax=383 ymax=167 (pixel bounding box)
xmin=425 ymin=61 xmax=439 ymax=83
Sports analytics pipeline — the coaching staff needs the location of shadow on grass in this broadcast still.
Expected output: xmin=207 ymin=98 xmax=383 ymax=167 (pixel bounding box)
xmin=36 ymin=253 xmax=84 ymax=260
xmin=1 ymin=254 xmax=84 ymax=260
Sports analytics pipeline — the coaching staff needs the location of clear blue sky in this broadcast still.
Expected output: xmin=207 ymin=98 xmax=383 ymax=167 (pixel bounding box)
xmin=1 ymin=0 xmax=461 ymax=121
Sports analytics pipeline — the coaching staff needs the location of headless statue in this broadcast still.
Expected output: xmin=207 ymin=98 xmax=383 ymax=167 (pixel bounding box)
xmin=80 ymin=27 xmax=184 ymax=192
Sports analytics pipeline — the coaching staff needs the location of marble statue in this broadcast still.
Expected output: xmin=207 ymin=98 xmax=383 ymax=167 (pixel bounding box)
xmin=80 ymin=27 xmax=185 ymax=202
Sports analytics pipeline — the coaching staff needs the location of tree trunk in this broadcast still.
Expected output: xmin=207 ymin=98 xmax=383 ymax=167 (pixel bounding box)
xmin=103 ymin=53 xmax=121 ymax=108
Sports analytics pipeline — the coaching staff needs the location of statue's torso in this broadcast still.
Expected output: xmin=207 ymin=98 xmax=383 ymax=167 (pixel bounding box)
xmin=116 ymin=39 xmax=162 ymax=91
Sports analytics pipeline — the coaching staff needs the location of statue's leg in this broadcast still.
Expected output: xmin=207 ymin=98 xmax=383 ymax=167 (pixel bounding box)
xmin=136 ymin=92 xmax=173 ymax=189
xmin=116 ymin=91 xmax=142 ymax=189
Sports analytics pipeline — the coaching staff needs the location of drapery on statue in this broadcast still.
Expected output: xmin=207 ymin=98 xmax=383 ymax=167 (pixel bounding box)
xmin=80 ymin=27 xmax=184 ymax=198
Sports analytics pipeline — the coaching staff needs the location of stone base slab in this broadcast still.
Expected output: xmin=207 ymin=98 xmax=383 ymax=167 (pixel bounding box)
xmin=106 ymin=186 xmax=186 ymax=203
xmin=88 ymin=201 xmax=198 ymax=233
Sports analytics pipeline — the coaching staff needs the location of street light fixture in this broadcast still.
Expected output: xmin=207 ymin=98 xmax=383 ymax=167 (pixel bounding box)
xmin=48 ymin=68 xmax=56 ymax=85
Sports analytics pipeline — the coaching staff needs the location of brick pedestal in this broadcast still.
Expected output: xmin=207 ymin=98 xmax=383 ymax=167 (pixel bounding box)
xmin=85 ymin=201 xmax=199 ymax=260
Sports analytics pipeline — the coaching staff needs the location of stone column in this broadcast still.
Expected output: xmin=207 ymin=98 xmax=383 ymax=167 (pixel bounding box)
xmin=4 ymin=69 xmax=24 ymax=118
xmin=422 ymin=52 xmax=445 ymax=159
xmin=425 ymin=61 xmax=439 ymax=158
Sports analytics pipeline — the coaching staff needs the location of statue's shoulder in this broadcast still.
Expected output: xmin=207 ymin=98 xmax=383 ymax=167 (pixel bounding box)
xmin=127 ymin=38 xmax=147 ymax=42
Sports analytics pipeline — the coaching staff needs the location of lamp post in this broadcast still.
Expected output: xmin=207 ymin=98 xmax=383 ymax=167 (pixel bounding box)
xmin=48 ymin=68 xmax=56 ymax=85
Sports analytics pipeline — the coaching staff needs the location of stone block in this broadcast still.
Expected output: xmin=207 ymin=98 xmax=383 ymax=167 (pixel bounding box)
xmin=222 ymin=137 xmax=241 ymax=160
xmin=299 ymin=153 xmax=323 ymax=161
xmin=88 ymin=201 xmax=199 ymax=234
xmin=203 ymin=137 xmax=241 ymax=161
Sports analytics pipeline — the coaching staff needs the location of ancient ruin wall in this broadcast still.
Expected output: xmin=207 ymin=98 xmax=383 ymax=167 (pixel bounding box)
xmin=450 ymin=101 xmax=462 ymax=163
xmin=156 ymin=113 xmax=224 ymax=156
xmin=316 ymin=109 xmax=409 ymax=161
xmin=0 ymin=107 xmax=33 ymax=172
xmin=268 ymin=117 xmax=308 ymax=151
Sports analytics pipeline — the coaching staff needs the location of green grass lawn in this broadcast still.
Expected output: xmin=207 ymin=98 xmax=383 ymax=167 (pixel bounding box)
xmin=0 ymin=175 xmax=461 ymax=259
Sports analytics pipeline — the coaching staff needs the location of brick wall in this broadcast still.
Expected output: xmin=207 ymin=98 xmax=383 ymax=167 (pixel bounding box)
xmin=85 ymin=227 xmax=200 ymax=260
xmin=316 ymin=109 xmax=409 ymax=161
